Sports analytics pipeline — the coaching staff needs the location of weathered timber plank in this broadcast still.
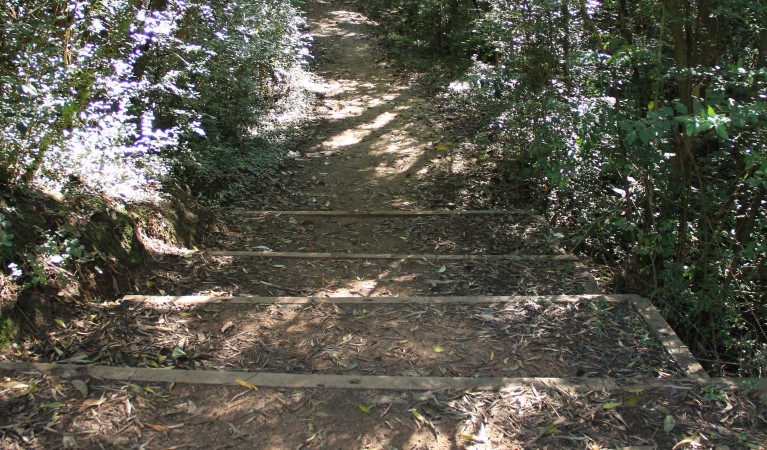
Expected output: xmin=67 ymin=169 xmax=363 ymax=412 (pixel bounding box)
xmin=239 ymin=210 xmax=534 ymax=217
xmin=628 ymin=295 xmax=709 ymax=379
xmin=0 ymin=362 xmax=759 ymax=390
xmin=0 ymin=363 xmax=606 ymax=391
xmin=121 ymin=294 xmax=632 ymax=306
xmin=204 ymin=251 xmax=579 ymax=260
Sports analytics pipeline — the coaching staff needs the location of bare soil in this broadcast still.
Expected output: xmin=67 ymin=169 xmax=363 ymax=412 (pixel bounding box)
xmin=34 ymin=298 xmax=682 ymax=379
xmin=1 ymin=370 xmax=765 ymax=449
xmin=157 ymin=255 xmax=587 ymax=297
xmin=215 ymin=213 xmax=557 ymax=255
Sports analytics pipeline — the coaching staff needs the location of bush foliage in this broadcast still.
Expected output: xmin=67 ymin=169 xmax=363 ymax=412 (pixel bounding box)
xmin=1 ymin=0 xmax=310 ymax=306
xmin=0 ymin=0 xmax=310 ymax=198
xmin=369 ymin=0 xmax=767 ymax=376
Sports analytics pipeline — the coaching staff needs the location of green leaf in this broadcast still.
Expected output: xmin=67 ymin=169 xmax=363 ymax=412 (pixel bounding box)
xmin=602 ymin=402 xmax=622 ymax=409
xmin=432 ymin=345 xmax=445 ymax=353
xmin=707 ymin=106 xmax=715 ymax=116
xmin=437 ymin=265 xmax=447 ymax=273
xmin=54 ymin=318 xmax=66 ymax=329
xmin=715 ymin=124 xmax=729 ymax=140
xmin=358 ymin=404 xmax=371 ymax=414
xmin=663 ymin=415 xmax=676 ymax=432
xmin=42 ymin=402 xmax=66 ymax=409
xmin=171 ymin=347 xmax=187 ymax=359
xmin=639 ymin=129 xmax=653 ymax=144
xmin=674 ymin=102 xmax=688 ymax=114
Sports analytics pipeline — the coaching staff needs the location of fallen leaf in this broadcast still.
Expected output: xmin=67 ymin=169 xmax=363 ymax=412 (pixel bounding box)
xmin=235 ymin=379 xmax=259 ymax=391
xmin=62 ymin=434 xmax=77 ymax=449
xmin=664 ymin=415 xmax=676 ymax=432
xmin=623 ymin=392 xmax=639 ymax=407
xmin=42 ymin=402 xmax=66 ymax=409
xmin=459 ymin=434 xmax=485 ymax=443
xmin=81 ymin=397 xmax=106 ymax=409
xmin=54 ymin=318 xmax=66 ymax=328
xmin=358 ymin=404 xmax=371 ymax=414
xmin=437 ymin=265 xmax=447 ymax=273
xmin=602 ymin=402 xmax=622 ymax=409
xmin=543 ymin=417 xmax=567 ymax=436
xmin=672 ymin=434 xmax=700 ymax=449
xmin=411 ymin=409 xmax=426 ymax=424
xmin=15 ymin=382 xmax=38 ymax=397
xmin=70 ymin=379 xmax=88 ymax=397
xmin=171 ymin=347 xmax=187 ymax=359
xmin=432 ymin=345 xmax=445 ymax=353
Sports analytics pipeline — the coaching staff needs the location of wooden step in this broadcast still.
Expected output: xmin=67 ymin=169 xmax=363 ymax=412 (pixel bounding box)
xmin=122 ymin=293 xmax=619 ymax=306
xmin=121 ymin=294 xmax=706 ymax=379
xmin=204 ymin=251 xmax=578 ymax=260
xmin=0 ymin=362 xmax=744 ymax=393
xmin=237 ymin=209 xmax=541 ymax=218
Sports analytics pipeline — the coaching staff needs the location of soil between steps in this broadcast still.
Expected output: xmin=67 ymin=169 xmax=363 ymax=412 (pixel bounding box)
xmin=59 ymin=298 xmax=681 ymax=379
xmin=215 ymin=213 xmax=560 ymax=255
xmin=157 ymin=256 xmax=589 ymax=297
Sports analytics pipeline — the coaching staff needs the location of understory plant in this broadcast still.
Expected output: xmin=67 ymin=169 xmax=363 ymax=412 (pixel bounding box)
xmin=371 ymin=0 xmax=767 ymax=375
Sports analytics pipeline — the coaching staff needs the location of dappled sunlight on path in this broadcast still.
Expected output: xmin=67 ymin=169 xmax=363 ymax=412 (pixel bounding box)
xmin=297 ymin=0 xmax=446 ymax=210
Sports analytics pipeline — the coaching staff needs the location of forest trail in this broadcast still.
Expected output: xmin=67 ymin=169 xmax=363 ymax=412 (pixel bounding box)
xmin=1 ymin=1 xmax=763 ymax=449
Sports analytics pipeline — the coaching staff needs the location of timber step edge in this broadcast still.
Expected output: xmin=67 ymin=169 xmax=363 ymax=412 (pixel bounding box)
xmin=121 ymin=293 xmax=635 ymax=306
xmin=203 ymin=251 xmax=579 ymax=260
xmin=0 ymin=362 xmax=754 ymax=392
xmin=236 ymin=209 xmax=542 ymax=218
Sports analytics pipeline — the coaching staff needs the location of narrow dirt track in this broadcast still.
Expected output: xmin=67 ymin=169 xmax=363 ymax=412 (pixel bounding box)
xmin=1 ymin=1 xmax=765 ymax=449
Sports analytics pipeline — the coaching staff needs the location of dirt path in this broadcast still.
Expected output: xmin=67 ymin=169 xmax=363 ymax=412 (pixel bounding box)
xmin=1 ymin=1 xmax=765 ymax=449
xmin=241 ymin=0 xmax=501 ymax=212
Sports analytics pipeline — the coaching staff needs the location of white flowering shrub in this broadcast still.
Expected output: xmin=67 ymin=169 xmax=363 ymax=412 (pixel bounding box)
xmin=0 ymin=0 xmax=310 ymax=201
